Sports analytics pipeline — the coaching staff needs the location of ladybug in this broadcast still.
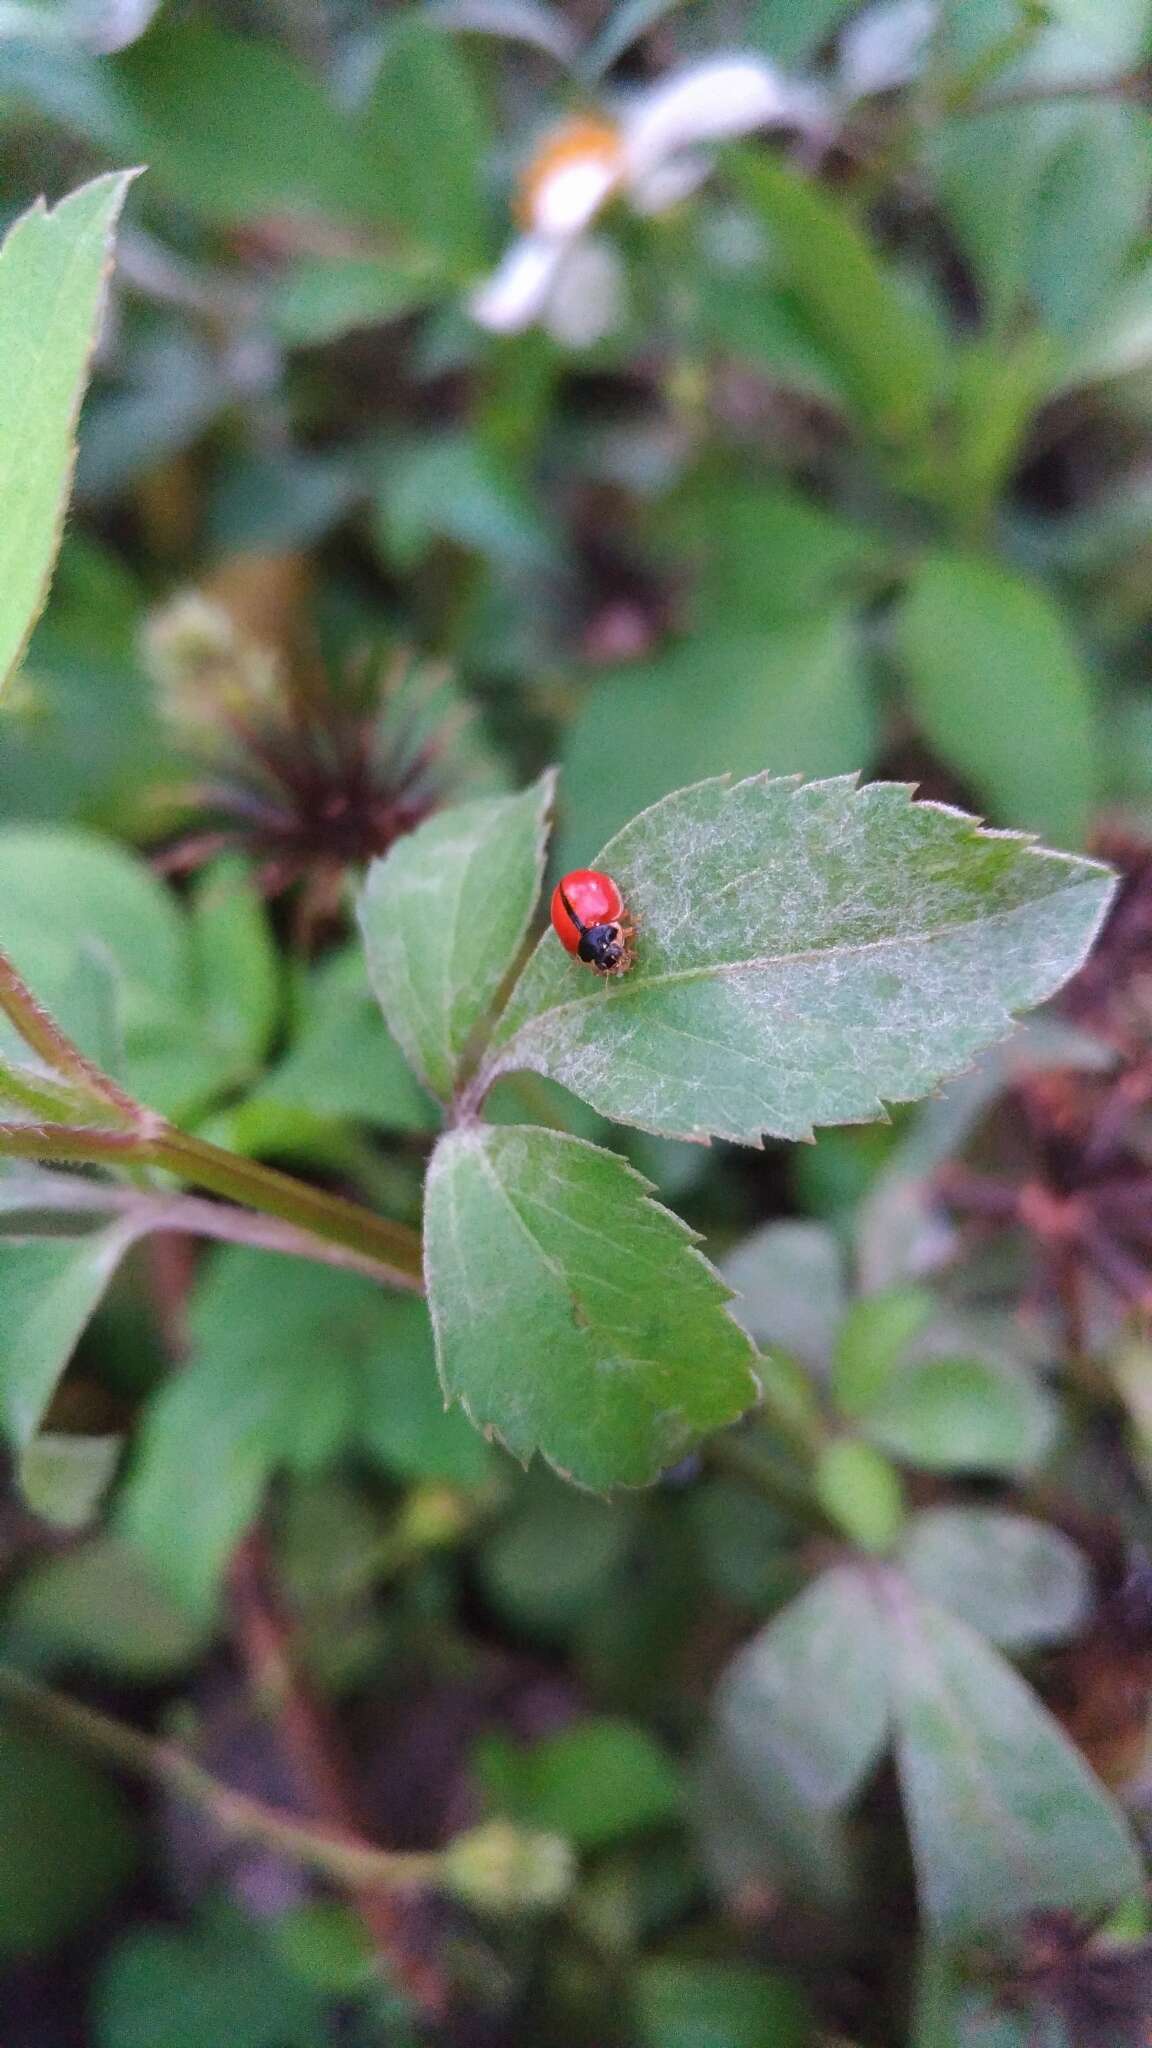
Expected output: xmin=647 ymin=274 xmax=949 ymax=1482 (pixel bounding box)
xmin=550 ymin=869 xmax=635 ymax=976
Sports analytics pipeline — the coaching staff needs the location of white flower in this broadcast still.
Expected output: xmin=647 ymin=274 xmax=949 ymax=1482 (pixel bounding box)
xmin=469 ymin=55 xmax=830 ymax=344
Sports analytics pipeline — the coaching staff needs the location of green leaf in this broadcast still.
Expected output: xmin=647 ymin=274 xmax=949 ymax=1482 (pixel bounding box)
xmin=5 ymin=1534 xmax=209 ymax=1676
xmin=555 ymin=614 xmax=877 ymax=873
xmin=481 ymin=1717 xmax=682 ymax=1847
xmin=722 ymin=1220 xmax=845 ymax=1365
xmin=0 ymin=826 xmax=238 ymax=1118
xmin=114 ymin=21 xmax=363 ymax=225
xmin=354 ymin=1290 xmax=490 ymax=1487
xmin=715 ymin=1565 xmax=890 ymax=1809
xmin=18 ymin=1431 xmax=122 ymax=1531
xmin=120 ymin=1251 xmax=484 ymax=1616
xmin=900 ymin=1508 xmax=1091 ymax=1648
xmin=680 ymin=484 xmax=885 ymax=634
xmin=268 ymin=254 xmax=445 ymax=346
xmin=831 ymin=1286 xmax=935 ymax=1418
xmin=815 ymin=1437 xmax=906 ymax=1552
xmin=0 ymin=171 xmax=137 ymax=699
xmin=860 ymin=1353 xmax=1056 ymax=1473
xmin=480 ymin=1468 xmax=634 ymax=1633
xmin=751 ymin=0 xmax=859 ymax=66
xmin=734 ymin=151 xmax=943 ymax=448
xmin=359 ymin=773 xmax=555 ymax=1102
xmin=189 ymin=858 xmax=280 ymax=1078
xmin=0 ymin=1224 xmax=137 ymax=1449
xmin=885 ymin=1584 xmax=1142 ymax=1942
xmin=424 ymin=1124 xmax=759 ymax=1487
xmin=634 ymin=1959 xmax=814 ymax=2048
xmin=96 ymin=1911 xmax=326 ymax=2048
xmin=356 ymin=17 xmax=490 ymax=264
xmin=489 ymin=772 xmax=1115 ymax=1145
xmin=252 ymin=945 xmax=437 ymax=1136
xmin=376 ymin=432 xmax=554 ymax=572
xmin=895 ymin=554 xmax=1099 ymax=845
xmin=0 ymin=1713 xmax=135 ymax=1957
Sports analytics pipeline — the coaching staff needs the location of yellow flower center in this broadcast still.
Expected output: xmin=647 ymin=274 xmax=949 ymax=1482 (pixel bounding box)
xmin=515 ymin=115 xmax=625 ymax=232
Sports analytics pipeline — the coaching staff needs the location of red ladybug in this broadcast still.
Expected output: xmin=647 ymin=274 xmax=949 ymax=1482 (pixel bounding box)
xmin=550 ymin=869 xmax=635 ymax=975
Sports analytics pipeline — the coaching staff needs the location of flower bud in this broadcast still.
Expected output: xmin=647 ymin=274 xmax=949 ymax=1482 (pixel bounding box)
xmin=442 ymin=1820 xmax=575 ymax=1916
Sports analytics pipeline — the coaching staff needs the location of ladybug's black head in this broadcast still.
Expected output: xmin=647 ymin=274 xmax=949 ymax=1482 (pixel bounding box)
xmin=577 ymin=921 xmax=625 ymax=972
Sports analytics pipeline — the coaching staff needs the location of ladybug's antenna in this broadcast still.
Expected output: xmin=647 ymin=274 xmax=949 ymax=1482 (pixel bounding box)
xmin=558 ymin=884 xmax=588 ymax=936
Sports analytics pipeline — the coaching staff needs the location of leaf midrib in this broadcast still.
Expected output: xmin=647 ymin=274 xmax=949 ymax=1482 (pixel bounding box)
xmin=495 ymin=876 xmax=1100 ymax=1053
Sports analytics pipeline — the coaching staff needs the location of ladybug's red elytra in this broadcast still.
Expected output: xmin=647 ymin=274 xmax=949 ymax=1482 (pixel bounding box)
xmin=550 ymin=869 xmax=635 ymax=975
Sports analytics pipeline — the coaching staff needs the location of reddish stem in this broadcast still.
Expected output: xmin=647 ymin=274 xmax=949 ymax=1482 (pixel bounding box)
xmin=229 ymin=1531 xmax=446 ymax=2018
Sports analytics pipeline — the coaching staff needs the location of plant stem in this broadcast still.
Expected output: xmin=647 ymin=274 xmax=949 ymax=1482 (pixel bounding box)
xmin=0 ymin=953 xmax=137 ymax=1118
xmin=229 ymin=1529 xmax=447 ymax=2015
xmin=0 ymin=1663 xmax=439 ymax=1894
xmin=141 ymin=1125 xmax=424 ymax=1289
xmin=0 ymin=1121 xmax=424 ymax=1291
xmin=0 ymin=1168 xmax=421 ymax=1288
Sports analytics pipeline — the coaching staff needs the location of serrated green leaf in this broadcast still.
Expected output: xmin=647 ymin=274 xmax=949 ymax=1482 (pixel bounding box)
xmin=0 ymin=171 xmax=136 ymax=699
xmin=360 ymin=773 xmax=555 ymax=1101
xmin=896 ymin=554 xmax=1099 ymax=845
xmin=734 ymin=151 xmax=943 ymax=448
xmin=716 ymin=1565 xmax=890 ymax=1809
xmin=424 ymin=1124 xmax=759 ymax=1487
xmin=861 ymin=1353 xmax=1056 ymax=1473
xmin=488 ymin=773 xmax=1115 ymax=1145
xmin=0 ymin=1225 xmax=137 ymax=1449
xmin=885 ymin=1583 xmax=1142 ymax=1942
xmin=900 ymin=1508 xmax=1091 ymax=1648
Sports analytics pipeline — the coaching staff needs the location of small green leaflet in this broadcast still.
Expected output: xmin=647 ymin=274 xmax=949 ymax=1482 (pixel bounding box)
xmin=485 ymin=773 xmax=1115 ymax=1144
xmin=886 ymin=1584 xmax=1142 ymax=1942
xmin=423 ymin=1124 xmax=759 ymax=1487
xmin=360 ymin=773 xmax=555 ymax=1102
xmin=0 ymin=1224 xmax=139 ymax=1449
xmin=0 ymin=171 xmax=138 ymax=699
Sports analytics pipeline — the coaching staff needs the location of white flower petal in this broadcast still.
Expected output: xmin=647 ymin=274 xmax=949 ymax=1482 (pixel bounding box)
xmin=630 ymin=151 xmax=711 ymax=216
xmin=469 ymin=233 xmax=572 ymax=333
xmin=530 ymin=153 xmax=620 ymax=236
xmin=839 ymin=0 xmax=936 ymax=100
xmin=621 ymin=56 xmax=820 ymax=187
xmin=543 ymin=237 xmax=628 ymax=348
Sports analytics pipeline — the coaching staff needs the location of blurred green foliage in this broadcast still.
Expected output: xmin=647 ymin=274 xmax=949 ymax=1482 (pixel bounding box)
xmin=4 ymin=2 xmax=1152 ymax=2045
